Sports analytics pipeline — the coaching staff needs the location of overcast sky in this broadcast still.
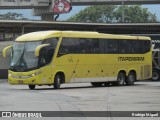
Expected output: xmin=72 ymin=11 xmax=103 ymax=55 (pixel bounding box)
xmin=0 ymin=5 xmax=159 ymax=21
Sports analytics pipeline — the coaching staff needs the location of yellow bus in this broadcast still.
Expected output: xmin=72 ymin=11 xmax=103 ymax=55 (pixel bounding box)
xmin=3 ymin=31 xmax=152 ymax=89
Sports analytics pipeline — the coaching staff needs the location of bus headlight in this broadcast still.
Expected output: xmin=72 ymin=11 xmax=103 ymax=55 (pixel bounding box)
xmin=31 ymin=74 xmax=35 ymax=77
xmin=9 ymin=74 xmax=12 ymax=77
xmin=28 ymin=71 xmax=41 ymax=77
xmin=29 ymin=73 xmax=35 ymax=77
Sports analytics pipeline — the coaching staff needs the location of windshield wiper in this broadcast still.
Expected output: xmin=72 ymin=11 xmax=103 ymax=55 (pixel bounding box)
xmin=11 ymin=45 xmax=26 ymax=71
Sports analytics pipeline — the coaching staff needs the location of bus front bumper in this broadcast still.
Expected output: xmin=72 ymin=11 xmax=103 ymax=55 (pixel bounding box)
xmin=8 ymin=71 xmax=42 ymax=85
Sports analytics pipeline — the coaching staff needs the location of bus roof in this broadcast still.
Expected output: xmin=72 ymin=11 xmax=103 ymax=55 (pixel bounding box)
xmin=15 ymin=31 xmax=151 ymax=42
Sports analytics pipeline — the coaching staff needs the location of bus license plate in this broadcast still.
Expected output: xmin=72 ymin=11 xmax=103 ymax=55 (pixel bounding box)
xmin=18 ymin=80 xmax=23 ymax=84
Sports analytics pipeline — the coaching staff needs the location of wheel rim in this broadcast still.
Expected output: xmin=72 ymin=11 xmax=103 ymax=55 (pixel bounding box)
xmin=129 ymin=75 xmax=134 ymax=83
xmin=152 ymin=72 xmax=159 ymax=80
xmin=57 ymin=76 xmax=61 ymax=87
xmin=118 ymin=75 xmax=124 ymax=84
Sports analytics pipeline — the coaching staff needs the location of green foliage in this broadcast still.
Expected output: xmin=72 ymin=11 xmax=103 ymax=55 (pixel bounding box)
xmin=116 ymin=5 xmax=157 ymax=23
xmin=67 ymin=5 xmax=158 ymax=23
xmin=0 ymin=12 xmax=29 ymax=20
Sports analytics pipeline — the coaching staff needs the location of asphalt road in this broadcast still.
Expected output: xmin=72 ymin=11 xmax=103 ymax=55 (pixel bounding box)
xmin=0 ymin=80 xmax=160 ymax=120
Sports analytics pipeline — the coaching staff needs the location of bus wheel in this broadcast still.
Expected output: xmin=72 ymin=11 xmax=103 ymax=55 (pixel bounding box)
xmin=54 ymin=74 xmax=61 ymax=89
xmin=117 ymin=72 xmax=125 ymax=86
xmin=152 ymin=70 xmax=160 ymax=81
xmin=126 ymin=72 xmax=135 ymax=85
xmin=91 ymin=82 xmax=102 ymax=87
xmin=28 ymin=85 xmax=36 ymax=90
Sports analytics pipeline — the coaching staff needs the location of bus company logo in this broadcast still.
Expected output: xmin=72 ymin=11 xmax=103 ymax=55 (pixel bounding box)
xmin=118 ymin=57 xmax=145 ymax=61
xmin=2 ymin=112 xmax=11 ymax=117
xmin=53 ymin=0 xmax=72 ymax=14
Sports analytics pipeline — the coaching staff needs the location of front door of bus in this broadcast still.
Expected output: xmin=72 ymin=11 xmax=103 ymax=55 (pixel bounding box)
xmin=40 ymin=38 xmax=58 ymax=84
xmin=39 ymin=47 xmax=52 ymax=84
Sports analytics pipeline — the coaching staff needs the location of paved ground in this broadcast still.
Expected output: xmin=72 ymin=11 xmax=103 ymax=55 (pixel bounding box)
xmin=0 ymin=80 xmax=160 ymax=120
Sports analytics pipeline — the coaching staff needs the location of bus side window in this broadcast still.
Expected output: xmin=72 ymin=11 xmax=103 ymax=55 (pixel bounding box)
xmin=139 ymin=40 xmax=146 ymax=54
xmin=126 ymin=40 xmax=132 ymax=54
xmin=105 ymin=40 xmax=118 ymax=54
xmin=132 ymin=40 xmax=146 ymax=54
xmin=58 ymin=38 xmax=74 ymax=55
xmin=78 ymin=38 xmax=91 ymax=53
xmin=145 ymin=41 xmax=151 ymax=53
xmin=132 ymin=40 xmax=140 ymax=54
xmin=99 ymin=39 xmax=105 ymax=54
xmin=119 ymin=40 xmax=128 ymax=54
xmin=91 ymin=39 xmax=100 ymax=53
xmin=39 ymin=48 xmax=48 ymax=67
xmin=41 ymin=38 xmax=58 ymax=64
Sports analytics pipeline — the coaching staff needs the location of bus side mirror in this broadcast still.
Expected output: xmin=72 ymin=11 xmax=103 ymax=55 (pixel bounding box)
xmin=35 ymin=44 xmax=50 ymax=57
xmin=3 ymin=45 xmax=13 ymax=58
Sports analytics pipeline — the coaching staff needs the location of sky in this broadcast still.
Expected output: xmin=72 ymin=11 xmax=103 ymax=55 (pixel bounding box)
xmin=0 ymin=5 xmax=159 ymax=21
xmin=0 ymin=6 xmax=86 ymax=20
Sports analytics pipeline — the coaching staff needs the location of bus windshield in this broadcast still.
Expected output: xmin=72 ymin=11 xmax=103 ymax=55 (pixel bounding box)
xmin=9 ymin=41 xmax=42 ymax=72
xmin=9 ymin=38 xmax=58 ymax=72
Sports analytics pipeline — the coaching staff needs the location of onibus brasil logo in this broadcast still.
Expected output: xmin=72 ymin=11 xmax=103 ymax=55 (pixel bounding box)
xmin=2 ymin=112 xmax=42 ymax=118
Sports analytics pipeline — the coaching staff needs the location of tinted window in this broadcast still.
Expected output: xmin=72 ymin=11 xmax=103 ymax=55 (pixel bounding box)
xmin=145 ymin=41 xmax=151 ymax=53
xmin=39 ymin=38 xmax=58 ymax=66
xmin=99 ymin=39 xmax=105 ymax=53
xmin=131 ymin=40 xmax=150 ymax=54
xmin=105 ymin=40 xmax=118 ymax=53
xmin=58 ymin=38 xmax=75 ymax=55
xmin=120 ymin=40 xmax=128 ymax=54
xmin=74 ymin=38 xmax=81 ymax=53
xmin=78 ymin=38 xmax=91 ymax=53
xmin=59 ymin=38 xmax=92 ymax=54
xmin=58 ymin=38 xmax=151 ymax=56
xmin=91 ymin=39 xmax=100 ymax=53
xmin=132 ymin=41 xmax=140 ymax=54
xmin=127 ymin=40 xmax=132 ymax=54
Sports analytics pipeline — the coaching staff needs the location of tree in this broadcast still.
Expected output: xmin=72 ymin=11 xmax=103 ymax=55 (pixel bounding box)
xmin=115 ymin=5 xmax=157 ymax=23
xmin=67 ymin=5 xmax=158 ymax=23
xmin=0 ymin=12 xmax=29 ymax=20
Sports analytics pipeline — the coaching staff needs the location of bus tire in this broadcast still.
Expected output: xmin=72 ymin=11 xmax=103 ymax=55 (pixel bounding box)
xmin=54 ymin=74 xmax=61 ymax=89
xmin=91 ymin=82 xmax=102 ymax=87
xmin=126 ymin=72 xmax=136 ymax=85
xmin=152 ymin=69 xmax=160 ymax=81
xmin=28 ymin=85 xmax=36 ymax=90
xmin=117 ymin=72 xmax=125 ymax=86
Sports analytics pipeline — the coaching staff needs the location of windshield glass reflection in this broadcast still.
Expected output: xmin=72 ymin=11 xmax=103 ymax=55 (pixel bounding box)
xmin=9 ymin=41 xmax=42 ymax=72
xmin=9 ymin=38 xmax=59 ymax=72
